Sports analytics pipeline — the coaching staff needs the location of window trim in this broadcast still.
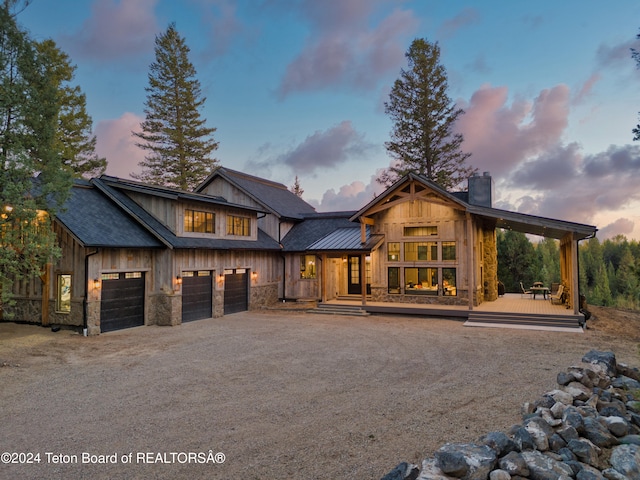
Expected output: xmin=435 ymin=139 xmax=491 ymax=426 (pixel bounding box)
xmin=226 ymin=215 xmax=251 ymax=236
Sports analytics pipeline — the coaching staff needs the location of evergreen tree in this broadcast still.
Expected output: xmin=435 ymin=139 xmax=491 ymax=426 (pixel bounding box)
xmin=35 ymin=39 xmax=106 ymax=178
xmin=290 ymin=176 xmax=304 ymax=197
xmin=380 ymin=38 xmax=475 ymax=189
xmin=0 ymin=1 xmax=73 ymax=313
xmin=632 ymin=28 xmax=640 ymax=141
xmin=497 ymin=230 xmax=537 ymax=292
xmin=134 ymin=23 xmax=219 ymax=190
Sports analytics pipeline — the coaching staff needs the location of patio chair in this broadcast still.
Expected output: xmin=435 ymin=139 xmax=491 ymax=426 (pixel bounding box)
xmin=550 ymin=283 xmax=560 ymax=296
xmin=520 ymin=282 xmax=532 ymax=298
xmin=549 ymin=284 xmax=564 ymax=305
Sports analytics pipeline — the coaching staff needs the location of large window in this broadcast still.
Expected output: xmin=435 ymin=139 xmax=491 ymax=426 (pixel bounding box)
xmin=184 ymin=209 xmax=214 ymax=233
xmin=404 ymin=226 xmax=437 ymax=236
xmin=300 ymin=255 xmax=316 ymax=279
xmin=443 ymin=268 xmax=457 ymax=296
xmin=227 ymin=215 xmax=250 ymax=236
xmin=387 ymin=242 xmax=400 ymax=261
xmin=405 ymin=267 xmax=438 ymax=295
xmin=442 ymin=242 xmax=456 ymax=261
xmin=388 ymin=267 xmax=400 ymax=294
xmin=56 ymin=274 xmax=71 ymax=313
xmin=405 ymin=242 xmax=437 ymax=261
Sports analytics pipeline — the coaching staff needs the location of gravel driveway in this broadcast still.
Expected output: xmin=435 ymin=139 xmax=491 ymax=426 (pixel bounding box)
xmin=1 ymin=310 xmax=638 ymax=479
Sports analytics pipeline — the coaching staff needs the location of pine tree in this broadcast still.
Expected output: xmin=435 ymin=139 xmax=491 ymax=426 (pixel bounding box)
xmin=133 ymin=23 xmax=219 ymax=190
xmin=1 ymin=1 xmax=73 ymax=312
xmin=380 ymin=38 xmax=475 ymax=189
xmin=35 ymin=39 xmax=106 ymax=178
xmin=632 ymin=28 xmax=640 ymax=141
xmin=290 ymin=176 xmax=304 ymax=197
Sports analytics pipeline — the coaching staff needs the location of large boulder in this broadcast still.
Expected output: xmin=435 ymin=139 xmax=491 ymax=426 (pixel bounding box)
xmin=521 ymin=450 xmax=574 ymax=480
xmin=581 ymin=351 xmax=617 ymax=377
xmin=434 ymin=444 xmax=497 ymax=480
xmin=609 ymin=444 xmax=640 ymax=479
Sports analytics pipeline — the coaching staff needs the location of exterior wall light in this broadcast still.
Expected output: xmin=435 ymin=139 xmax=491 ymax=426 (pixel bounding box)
xmin=93 ymin=278 xmax=100 ymax=289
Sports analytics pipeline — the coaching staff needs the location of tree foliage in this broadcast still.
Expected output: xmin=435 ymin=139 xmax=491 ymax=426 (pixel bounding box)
xmin=380 ymin=38 xmax=475 ymax=190
xmin=35 ymin=39 xmax=106 ymax=178
xmin=134 ymin=23 xmax=219 ymax=191
xmin=633 ymin=29 xmax=640 ymax=141
xmin=290 ymin=175 xmax=304 ymax=197
xmin=0 ymin=1 xmax=74 ymax=312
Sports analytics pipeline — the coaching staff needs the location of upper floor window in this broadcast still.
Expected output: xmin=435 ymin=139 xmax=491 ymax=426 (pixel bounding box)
xmin=404 ymin=226 xmax=437 ymax=236
xmin=227 ymin=215 xmax=250 ymax=236
xmin=405 ymin=241 xmax=437 ymax=261
xmin=387 ymin=242 xmax=400 ymax=261
xmin=442 ymin=242 xmax=456 ymax=261
xmin=184 ymin=209 xmax=214 ymax=233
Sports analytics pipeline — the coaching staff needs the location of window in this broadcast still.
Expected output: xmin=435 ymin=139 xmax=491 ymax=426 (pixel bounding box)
xmin=227 ymin=215 xmax=250 ymax=236
xmin=443 ymin=268 xmax=457 ymax=296
xmin=405 ymin=242 xmax=437 ymax=261
xmin=405 ymin=267 xmax=438 ymax=295
xmin=300 ymin=255 xmax=316 ymax=279
xmin=388 ymin=267 xmax=400 ymax=294
xmin=184 ymin=209 xmax=214 ymax=233
xmin=57 ymin=274 xmax=71 ymax=313
xmin=442 ymin=242 xmax=456 ymax=261
xmin=404 ymin=226 xmax=437 ymax=236
xmin=387 ymin=242 xmax=400 ymax=261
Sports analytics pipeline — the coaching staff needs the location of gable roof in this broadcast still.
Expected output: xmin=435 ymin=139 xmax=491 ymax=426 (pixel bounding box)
xmin=92 ymin=178 xmax=281 ymax=251
xmin=196 ymin=167 xmax=317 ymax=220
xmin=55 ymin=180 xmax=164 ymax=248
xmin=351 ymin=173 xmax=597 ymax=241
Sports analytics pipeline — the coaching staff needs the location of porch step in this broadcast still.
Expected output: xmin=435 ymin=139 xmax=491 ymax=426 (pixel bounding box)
xmin=465 ymin=311 xmax=584 ymax=331
xmin=308 ymin=303 xmax=370 ymax=316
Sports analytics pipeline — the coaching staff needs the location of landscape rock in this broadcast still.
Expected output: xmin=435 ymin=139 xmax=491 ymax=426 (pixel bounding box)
xmin=434 ymin=443 xmax=497 ymax=480
xmin=609 ymin=444 xmax=640 ymax=479
xmin=380 ymin=351 xmax=640 ymax=480
xmin=521 ymin=450 xmax=574 ymax=480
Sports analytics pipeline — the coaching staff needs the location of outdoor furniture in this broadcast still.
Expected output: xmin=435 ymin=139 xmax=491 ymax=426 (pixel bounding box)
xmin=530 ymin=285 xmax=550 ymax=299
xmin=520 ymin=282 xmax=532 ymax=298
xmin=549 ymin=284 xmax=564 ymax=305
xmin=550 ymin=283 xmax=560 ymax=295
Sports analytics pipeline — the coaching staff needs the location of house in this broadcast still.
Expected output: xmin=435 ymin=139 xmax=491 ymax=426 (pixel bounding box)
xmin=5 ymin=168 xmax=597 ymax=334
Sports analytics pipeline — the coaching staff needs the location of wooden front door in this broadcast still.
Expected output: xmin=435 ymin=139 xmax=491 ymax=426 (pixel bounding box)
xmin=347 ymin=255 xmax=371 ymax=295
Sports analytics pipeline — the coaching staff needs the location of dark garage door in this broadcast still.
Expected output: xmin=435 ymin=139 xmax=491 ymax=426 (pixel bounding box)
xmin=224 ymin=269 xmax=248 ymax=314
xmin=100 ymin=272 xmax=145 ymax=333
xmin=182 ymin=271 xmax=212 ymax=322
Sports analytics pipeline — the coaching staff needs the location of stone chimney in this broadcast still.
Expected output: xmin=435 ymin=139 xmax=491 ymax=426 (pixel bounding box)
xmin=468 ymin=172 xmax=493 ymax=208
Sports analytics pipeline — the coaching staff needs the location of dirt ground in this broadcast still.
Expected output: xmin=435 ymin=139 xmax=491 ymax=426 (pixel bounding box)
xmin=1 ymin=307 xmax=639 ymax=480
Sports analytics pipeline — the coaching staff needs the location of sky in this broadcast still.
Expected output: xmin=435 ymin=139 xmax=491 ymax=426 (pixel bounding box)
xmin=17 ymin=0 xmax=640 ymax=240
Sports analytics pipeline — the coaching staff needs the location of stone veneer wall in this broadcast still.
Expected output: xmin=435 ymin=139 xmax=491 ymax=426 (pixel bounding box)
xmin=250 ymin=283 xmax=279 ymax=311
xmin=371 ymin=286 xmax=469 ymax=306
xmin=482 ymin=228 xmax=498 ymax=303
xmin=381 ymin=350 xmax=640 ymax=480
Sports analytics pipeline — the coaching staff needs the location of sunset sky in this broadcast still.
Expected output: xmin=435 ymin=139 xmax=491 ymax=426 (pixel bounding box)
xmin=18 ymin=1 xmax=640 ymax=240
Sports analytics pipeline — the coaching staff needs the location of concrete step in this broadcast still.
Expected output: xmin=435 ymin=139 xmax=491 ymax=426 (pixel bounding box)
xmin=307 ymin=303 xmax=370 ymax=316
xmin=467 ymin=311 xmax=583 ymax=329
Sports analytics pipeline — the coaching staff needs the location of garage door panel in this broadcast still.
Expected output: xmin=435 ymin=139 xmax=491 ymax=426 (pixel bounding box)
xmin=100 ymin=273 xmax=145 ymax=333
xmin=224 ymin=272 xmax=247 ymax=314
xmin=182 ymin=273 xmax=212 ymax=322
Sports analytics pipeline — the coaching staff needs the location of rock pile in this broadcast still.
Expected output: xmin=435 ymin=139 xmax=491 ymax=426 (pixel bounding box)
xmin=381 ymin=350 xmax=640 ymax=480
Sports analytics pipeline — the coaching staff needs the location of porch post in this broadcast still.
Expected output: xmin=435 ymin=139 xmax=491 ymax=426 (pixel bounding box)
xmin=360 ymin=253 xmax=367 ymax=306
xmin=321 ymin=253 xmax=327 ymax=303
xmin=571 ymin=233 xmax=580 ymax=315
xmin=467 ymin=213 xmax=474 ymax=310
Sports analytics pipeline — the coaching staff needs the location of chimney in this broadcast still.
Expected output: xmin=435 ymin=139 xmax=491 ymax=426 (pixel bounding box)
xmin=468 ymin=172 xmax=493 ymax=207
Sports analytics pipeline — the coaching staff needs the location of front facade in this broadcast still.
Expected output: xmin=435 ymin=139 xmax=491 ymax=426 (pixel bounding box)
xmin=5 ymin=168 xmax=597 ymax=334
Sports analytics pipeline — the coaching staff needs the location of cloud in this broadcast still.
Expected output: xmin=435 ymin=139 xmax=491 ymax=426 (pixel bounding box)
xmin=192 ymin=0 xmax=249 ymax=58
xmin=598 ymin=218 xmax=635 ymax=240
xmin=249 ymin=121 xmax=374 ymax=176
xmin=276 ymin=1 xmax=418 ymax=98
xmin=95 ymin=112 xmax=146 ymax=178
xmin=61 ymin=0 xmax=159 ymax=62
xmin=596 ymin=37 xmax=640 ymax=68
xmin=437 ymin=7 xmax=480 ymax=40
xmin=311 ymin=169 xmax=387 ymax=212
xmin=456 ymin=84 xmax=570 ymax=178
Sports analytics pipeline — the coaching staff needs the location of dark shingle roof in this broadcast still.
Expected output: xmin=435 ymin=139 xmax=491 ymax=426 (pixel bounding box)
xmin=55 ymin=181 xmax=164 ymax=248
xmin=197 ymin=167 xmax=317 ymax=220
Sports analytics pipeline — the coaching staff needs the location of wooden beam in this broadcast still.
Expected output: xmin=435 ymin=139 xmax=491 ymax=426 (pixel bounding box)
xmin=467 ymin=214 xmax=474 ymax=311
xmin=321 ymin=254 xmax=327 ymax=303
xmin=39 ymin=263 xmax=51 ymax=327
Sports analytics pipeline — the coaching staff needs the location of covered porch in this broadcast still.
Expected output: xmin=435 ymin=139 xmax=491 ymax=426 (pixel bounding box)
xmin=319 ymin=293 xmax=584 ymax=332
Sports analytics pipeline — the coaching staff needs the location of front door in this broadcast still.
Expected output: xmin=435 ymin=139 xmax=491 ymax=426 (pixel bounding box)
xmin=347 ymin=255 xmax=371 ymax=295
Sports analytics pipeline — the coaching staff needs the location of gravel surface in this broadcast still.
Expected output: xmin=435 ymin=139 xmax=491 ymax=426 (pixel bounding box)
xmin=1 ymin=309 xmax=638 ymax=480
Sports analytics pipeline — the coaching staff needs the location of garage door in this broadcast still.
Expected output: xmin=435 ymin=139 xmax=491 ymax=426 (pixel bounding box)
xmin=100 ymin=272 xmax=145 ymax=333
xmin=182 ymin=271 xmax=212 ymax=322
xmin=224 ymin=269 xmax=248 ymax=314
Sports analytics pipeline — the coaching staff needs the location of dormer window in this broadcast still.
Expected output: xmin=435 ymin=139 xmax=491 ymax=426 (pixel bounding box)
xmin=227 ymin=215 xmax=250 ymax=236
xmin=185 ymin=209 xmax=214 ymax=233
